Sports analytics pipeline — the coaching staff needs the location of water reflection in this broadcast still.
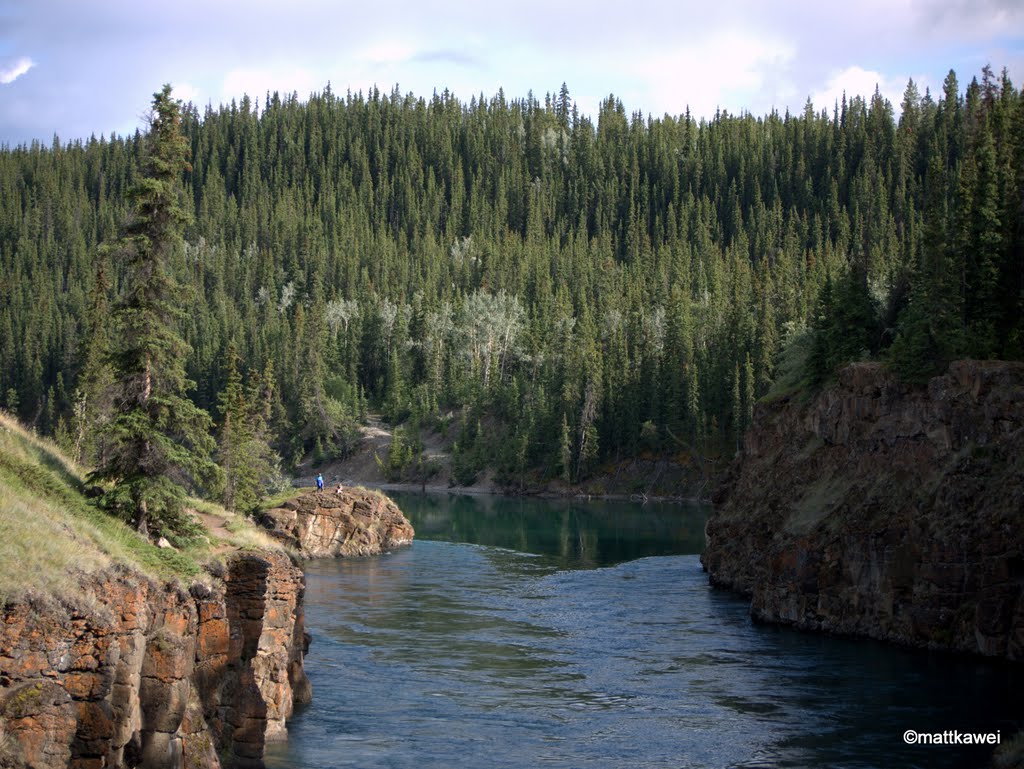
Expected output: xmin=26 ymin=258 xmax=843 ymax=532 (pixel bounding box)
xmin=391 ymin=490 xmax=710 ymax=568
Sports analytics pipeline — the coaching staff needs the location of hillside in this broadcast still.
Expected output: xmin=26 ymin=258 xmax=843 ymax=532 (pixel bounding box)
xmin=0 ymin=412 xmax=311 ymax=768
xmin=2 ymin=67 xmax=1021 ymax=487
xmin=301 ymin=414 xmax=712 ymax=499
xmin=0 ymin=410 xmax=285 ymax=599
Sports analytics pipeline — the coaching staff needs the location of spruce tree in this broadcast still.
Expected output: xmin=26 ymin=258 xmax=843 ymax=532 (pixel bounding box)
xmin=2 ymin=65 xmax=1022 ymax=478
xmin=89 ymin=85 xmax=217 ymax=539
xmin=217 ymin=345 xmax=283 ymax=513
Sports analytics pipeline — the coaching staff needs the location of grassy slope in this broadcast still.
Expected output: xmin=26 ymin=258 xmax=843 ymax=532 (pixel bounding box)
xmin=0 ymin=411 xmax=284 ymax=606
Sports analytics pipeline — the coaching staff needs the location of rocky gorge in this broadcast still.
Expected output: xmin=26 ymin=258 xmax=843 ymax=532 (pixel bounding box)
xmin=0 ymin=486 xmax=415 ymax=769
xmin=703 ymin=360 xmax=1024 ymax=660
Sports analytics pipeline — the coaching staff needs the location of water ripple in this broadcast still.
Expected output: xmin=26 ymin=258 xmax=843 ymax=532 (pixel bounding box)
xmin=266 ymin=496 xmax=1023 ymax=769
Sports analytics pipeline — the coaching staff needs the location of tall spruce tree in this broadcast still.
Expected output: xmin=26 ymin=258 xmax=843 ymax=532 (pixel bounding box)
xmin=89 ymin=85 xmax=217 ymax=538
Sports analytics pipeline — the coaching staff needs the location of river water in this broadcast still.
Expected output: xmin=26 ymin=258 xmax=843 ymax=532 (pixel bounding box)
xmin=265 ymin=492 xmax=1023 ymax=769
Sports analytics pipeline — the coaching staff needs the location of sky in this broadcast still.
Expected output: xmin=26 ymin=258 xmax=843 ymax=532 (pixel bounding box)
xmin=1 ymin=0 xmax=1023 ymax=146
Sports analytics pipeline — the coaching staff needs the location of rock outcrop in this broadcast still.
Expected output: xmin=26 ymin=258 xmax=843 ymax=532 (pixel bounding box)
xmin=703 ymin=360 xmax=1024 ymax=660
xmin=0 ymin=551 xmax=311 ymax=768
xmin=259 ymin=488 xmax=414 ymax=558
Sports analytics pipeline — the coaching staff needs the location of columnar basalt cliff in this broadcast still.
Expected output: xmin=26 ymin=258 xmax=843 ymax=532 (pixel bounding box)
xmin=702 ymin=360 xmax=1024 ymax=659
xmin=259 ymin=488 xmax=414 ymax=558
xmin=0 ymin=551 xmax=311 ymax=769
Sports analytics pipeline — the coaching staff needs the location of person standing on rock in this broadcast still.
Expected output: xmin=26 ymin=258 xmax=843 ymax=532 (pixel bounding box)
xmin=316 ymin=473 xmax=324 ymax=491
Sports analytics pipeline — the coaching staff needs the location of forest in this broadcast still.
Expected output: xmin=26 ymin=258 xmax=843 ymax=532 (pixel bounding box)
xmin=0 ymin=65 xmax=1021 ymax=502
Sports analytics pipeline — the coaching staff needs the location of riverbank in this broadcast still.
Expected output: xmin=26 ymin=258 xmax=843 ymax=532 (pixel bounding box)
xmin=297 ymin=416 xmax=715 ymax=503
xmin=295 ymin=477 xmax=707 ymax=506
xmin=703 ymin=360 xmax=1024 ymax=660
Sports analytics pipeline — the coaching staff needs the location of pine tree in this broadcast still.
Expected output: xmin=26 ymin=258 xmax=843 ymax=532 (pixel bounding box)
xmin=743 ymin=352 xmax=755 ymax=432
xmin=731 ymin=362 xmax=742 ymax=453
xmin=215 ymin=344 xmax=278 ymax=513
xmin=807 ymin=275 xmax=837 ymax=384
xmin=89 ymin=85 xmax=218 ymax=539
xmin=753 ymin=271 xmax=778 ymax=395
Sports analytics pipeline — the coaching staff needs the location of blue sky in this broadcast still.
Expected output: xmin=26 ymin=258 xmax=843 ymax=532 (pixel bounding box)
xmin=1 ymin=0 xmax=1022 ymax=145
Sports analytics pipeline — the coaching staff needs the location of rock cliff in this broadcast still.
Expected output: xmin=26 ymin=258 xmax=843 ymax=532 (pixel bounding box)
xmin=259 ymin=488 xmax=414 ymax=558
xmin=0 ymin=551 xmax=311 ymax=769
xmin=702 ymin=360 xmax=1024 ymax=659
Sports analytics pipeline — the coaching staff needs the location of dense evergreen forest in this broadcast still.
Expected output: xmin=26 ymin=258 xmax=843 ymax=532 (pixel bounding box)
xmin=1 ymin=66 xmax=1022 ymax=494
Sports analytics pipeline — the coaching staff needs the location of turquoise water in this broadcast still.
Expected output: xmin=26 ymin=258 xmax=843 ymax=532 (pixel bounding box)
xmin=265 ymin=492 xmax=1023 ymax=769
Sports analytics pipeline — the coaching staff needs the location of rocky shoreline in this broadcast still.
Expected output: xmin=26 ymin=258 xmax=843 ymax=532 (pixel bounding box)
xmin=702 ymin=360 xmax=1024 ymax=660
xmin=259 ymin=487 xmax=415 ymax=559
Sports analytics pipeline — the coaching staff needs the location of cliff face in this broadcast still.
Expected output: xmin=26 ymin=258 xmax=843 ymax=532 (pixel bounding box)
xmin=260 ymin=489 xmax=414 ymax=558
xmin=0 ymin=551 xmax=311 ymax=769
xmin=703 ymin=360 xmax=1024 ymax=659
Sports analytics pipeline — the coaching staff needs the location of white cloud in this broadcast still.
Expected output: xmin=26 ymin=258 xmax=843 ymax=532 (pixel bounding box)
xmin=1 ymin=57 xmax=35 ymax=85
xmin=809 ymin=66 xmax=912 ymax=112
xmin=911 ymin=0 xmax=1024 ymax=42
xmin=221 ymin=67 xmax=319 ymax=103
xmin=173 ymin=82 xmax=200 ymax=105
xmin=629 ymin=31 xmax=796 ymax=118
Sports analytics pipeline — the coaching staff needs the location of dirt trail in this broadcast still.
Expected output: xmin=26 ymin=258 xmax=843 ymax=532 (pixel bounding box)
xmin=302 ymin=415 xmax=459 ymax=492
xmin=192 ymin=510 xmax=239 ymax=555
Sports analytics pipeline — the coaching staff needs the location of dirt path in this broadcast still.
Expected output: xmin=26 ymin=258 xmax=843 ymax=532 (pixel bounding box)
xmin=193 ymin=510 xmax=239 ymax=555
xmin=303 ymin=415 xmax=466 ymax=492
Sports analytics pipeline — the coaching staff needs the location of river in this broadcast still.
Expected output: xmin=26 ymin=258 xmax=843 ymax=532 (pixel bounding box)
xmin=265 ymin=492 xmax=1023 ymax=769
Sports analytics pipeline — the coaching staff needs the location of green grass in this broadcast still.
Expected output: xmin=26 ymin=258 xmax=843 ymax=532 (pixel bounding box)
xmin=0 ymin=412 xmax=203 ymax=603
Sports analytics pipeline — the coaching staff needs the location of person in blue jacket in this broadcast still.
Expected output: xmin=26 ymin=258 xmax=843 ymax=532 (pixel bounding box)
xmin=316 ymin=473 xmax=324 ymax=491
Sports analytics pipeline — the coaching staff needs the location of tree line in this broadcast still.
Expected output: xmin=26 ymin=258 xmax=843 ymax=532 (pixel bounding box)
xmin=0 ymin=67 xmax=1021 ymax=513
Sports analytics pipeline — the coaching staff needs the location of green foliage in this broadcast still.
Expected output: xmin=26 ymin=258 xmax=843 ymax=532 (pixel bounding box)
xmin=87 ymin=86 xmax=218 ymax=537
xmin=886 ymin=286 xmax=963 ymax=383
xmin=766 ymin=323 xmax=814 ymax=399
xmin=0 ymin=411 xmax=201 ymax=596
xmin=216 ymin=345 xmax=286 ymax=513
xmin=378 ymin=425 xmax=424 ymax=482
xmin=559 ymin=413 xmax=573 ymax=483
xmin=806 ymin=269 xmax=883 ymax=385
xmin=451 ymin=414 xmax=489 ymax=487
